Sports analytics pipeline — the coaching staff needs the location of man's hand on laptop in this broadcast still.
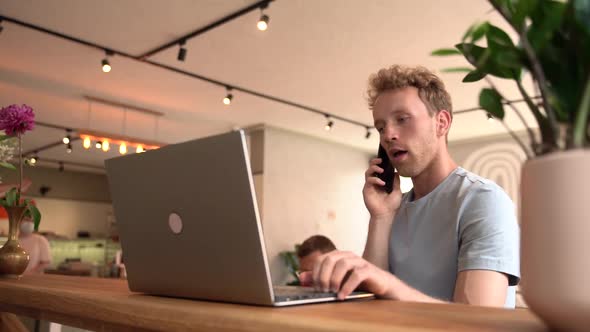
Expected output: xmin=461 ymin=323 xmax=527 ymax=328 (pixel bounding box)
xmin=299 ymin=250 xmax=394 ymax=300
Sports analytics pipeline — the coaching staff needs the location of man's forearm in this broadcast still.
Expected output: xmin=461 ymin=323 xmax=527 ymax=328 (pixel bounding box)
xmin=362 ymin=215 xmax=394 ymax=270
xmin=381 ymin=273 xmax=446 ymax=304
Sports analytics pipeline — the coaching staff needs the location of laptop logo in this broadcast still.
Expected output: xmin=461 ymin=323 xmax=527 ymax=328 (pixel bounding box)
xmin=168 ymin=213 xmax=183 ymax=234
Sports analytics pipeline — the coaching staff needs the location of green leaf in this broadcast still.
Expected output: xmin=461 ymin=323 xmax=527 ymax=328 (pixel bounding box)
xmin=5 ymin=188 xmax=17 ymax=206
xmin=463 ymin=70 xmax=487 ymax=82
xmin=0 ymin=135 xmax=13 ymax=142
xmin=431 ymin=48 xmax=462 ymax=56
xmin=27 ymin=203 xmax=41 ymax=231
xmin=470 ymin=22 xmax=490 ymax=43
xmin=0 ymin=162 xmax=16 ymax=170
xmin=486 ymin=24 xmax=515 ymax=49
xmin=441 ymin=67 xmax=473 ymax=73
xmin=455 ymin=43 xmax=520 ymax=80
xmin=479 ymin=88 xmax=505 ymax=120
xmin=528 ymin=1 xmax=567 ymax=51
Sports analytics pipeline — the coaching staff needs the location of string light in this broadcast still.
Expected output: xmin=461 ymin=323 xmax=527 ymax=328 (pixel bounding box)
xmin=83 ymin=136 xmax=91 ymax=149
xmin=62 ymin=129 xmax=72 ymax=144
xmin=101 ymin=140 xmax=110 ymax=152
xmin=223 ymin=87 xmax=233 ymax=105
xmin=324 ymin=115 xmax=334 ymax=131
xmin=67 ymin=143 xmax=73 ymax=153
xmin=257 ymin=4 xmax=270 ymax=31
xmin=101 ymin=50 xmax=113 ymax=73
xmin=29 ymin=152 xmax=39 ymax=165
xmin=119 ymin=142 xmax=127 ymax=155
xmin=95 ymin=141 xmax=102 ymax=149
xmin=177 ymin=40 xmax=187 ymax=62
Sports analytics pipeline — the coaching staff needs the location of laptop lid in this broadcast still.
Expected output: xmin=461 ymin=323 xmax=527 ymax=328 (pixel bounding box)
xmin=105 ymin=130 xmax=276 ymax=306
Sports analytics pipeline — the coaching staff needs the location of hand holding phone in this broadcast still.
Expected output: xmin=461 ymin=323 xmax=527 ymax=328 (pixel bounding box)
xmin=376 ymin=145 xmax=394 ymax=194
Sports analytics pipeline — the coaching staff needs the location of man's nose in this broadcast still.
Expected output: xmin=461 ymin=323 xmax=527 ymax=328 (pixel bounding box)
xmin=382 ymin=126 xmax=399 ymax=142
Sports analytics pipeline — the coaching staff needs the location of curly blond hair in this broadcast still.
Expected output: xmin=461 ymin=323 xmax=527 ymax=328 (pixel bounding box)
xmin=367 ymin=65 xmax=452 ymax=117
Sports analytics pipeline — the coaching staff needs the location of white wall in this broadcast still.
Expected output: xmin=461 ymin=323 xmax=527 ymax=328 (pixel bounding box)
xmin=261 ymin=127 xmax=371 ymax=285
xmin=0 ymin=197 xmax=113 ymax=239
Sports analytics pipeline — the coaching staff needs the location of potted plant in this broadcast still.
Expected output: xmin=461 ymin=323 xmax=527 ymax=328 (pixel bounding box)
xmin=0 ymin=104 xmax=42 ymax=277
xmin=432 ymin=0 xmax=589 ymax=330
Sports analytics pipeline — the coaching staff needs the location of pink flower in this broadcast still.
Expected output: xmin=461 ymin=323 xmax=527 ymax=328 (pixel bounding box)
xmin=0 ymin=104 xmax=35 ymax=136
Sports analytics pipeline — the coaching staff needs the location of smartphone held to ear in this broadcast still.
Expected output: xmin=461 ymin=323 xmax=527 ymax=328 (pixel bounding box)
xmin=376 ymin=145 xmax=395 ymax=193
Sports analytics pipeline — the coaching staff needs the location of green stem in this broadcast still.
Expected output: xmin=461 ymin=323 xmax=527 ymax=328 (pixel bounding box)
xmin=515 ymin=80 xmax=556 ymax=153
xmin=488 ymin=0 xmax=560 ymax=151
xmin=495 ymin=116 xmax=533 ymax=159
xmin=18 ymin=134 xmax=22 ymax=204
xmin=485 ymin=77 xmax=536 ymax=156
xmin=573 ymin=74 xmax=590 ymax=148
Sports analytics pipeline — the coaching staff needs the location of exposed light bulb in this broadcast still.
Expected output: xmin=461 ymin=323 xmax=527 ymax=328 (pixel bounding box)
xmin=67 ymin=143 xmax=73 ymax=154
xmin=257 ymin=14 xmax=269 ymax=31
xmin=223 ymin=93 xmax=233 ymax=105
xmin=96 ymin=141 xmax=102 ymax=149
xmin=83 ymin=137 xmax=91 ymax=149
xmin=119 ymin=142 xmax=127 ymax=155
xmin=324 ymin=120 xmax=334 ymax=131
xmin=102 ymin=140 xmax=110 ymax=152
xmin=101 ymin=59 xmax=111 ymax=73
xmin=62 ymin=136 xmax=70 ymax=144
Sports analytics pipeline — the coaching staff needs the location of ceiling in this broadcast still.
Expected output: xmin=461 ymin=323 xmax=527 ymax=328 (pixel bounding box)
xmin=0 ymin=0 xmax=537 ymax=173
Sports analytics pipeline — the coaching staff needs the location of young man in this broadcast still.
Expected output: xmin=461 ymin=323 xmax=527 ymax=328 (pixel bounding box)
xmin=296 ymin=235 xmax=337 ymax=273
xmin=302 ymin=65 xmax=520 ymax=307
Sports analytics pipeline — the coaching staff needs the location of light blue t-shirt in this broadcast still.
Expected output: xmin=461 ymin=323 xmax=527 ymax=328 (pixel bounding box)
xmin=389 ymin=167 xmax=520 ymax=308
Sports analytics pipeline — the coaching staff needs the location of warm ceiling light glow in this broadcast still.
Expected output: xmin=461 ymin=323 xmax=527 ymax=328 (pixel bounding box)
xmin=101 ymin=59 xmax=111 ymax=73
xmin=62 ymin=136 xmax=70 ymax=144
xmin=324 ymin=120 xmax=334 ymax=131
xmin=136 ymin=145 xmax=144 ymax=153
xmin=257 ymin=14 xmax=269 ymax=31
xmin=102 ymin=140 xmax=110 ymax=152
xmin=223 ymin=93 xmax=233 ymax=105
xmin=83 ymin=137 xmax=91 ymax=149
xmin=119 ymin=142 xmax=127 ymax=155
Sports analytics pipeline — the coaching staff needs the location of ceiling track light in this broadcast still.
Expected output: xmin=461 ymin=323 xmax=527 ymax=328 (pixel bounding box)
xmin=257 ymin=3 xmax=270 ymax=31
xmin=62 ymin=128 xmax=72 ymax=144
xmin=101 ymin=50 xmax=114 ymax=73
xmin=177 ymin=40 xmax=187 ymax=62
xmin=324 ymin=115 xmax=334 ymax=131
xmin=95 ymin=140 xmax=102 ymax=149
xmin=223 ymin=87 xmax=233 ymax=105
xmin=66 ymin=143 xmax=73 ymax=154
xmin=29 ymin=152 xmax=39 ymax=165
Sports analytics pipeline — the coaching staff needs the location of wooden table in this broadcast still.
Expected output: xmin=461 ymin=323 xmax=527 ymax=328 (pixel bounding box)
xmin=0 ymin=275 xmax=546 ymax=332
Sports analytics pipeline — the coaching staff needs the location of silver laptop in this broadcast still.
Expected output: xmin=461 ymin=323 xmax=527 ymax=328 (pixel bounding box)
xmin=105 ymin=130 xmax=373 ymax=306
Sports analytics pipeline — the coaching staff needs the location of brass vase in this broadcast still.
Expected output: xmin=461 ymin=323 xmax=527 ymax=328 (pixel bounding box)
xmin=0 ymin=206 xmax=30 ymax=277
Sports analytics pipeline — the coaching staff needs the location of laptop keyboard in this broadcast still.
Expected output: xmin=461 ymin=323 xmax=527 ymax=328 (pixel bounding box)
xmin=273 ymin=286 xmax=337 ymax=302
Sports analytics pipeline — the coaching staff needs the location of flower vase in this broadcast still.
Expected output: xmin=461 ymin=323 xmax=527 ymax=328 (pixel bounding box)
xmin=0 ymin=206 xmax=30 ymax=277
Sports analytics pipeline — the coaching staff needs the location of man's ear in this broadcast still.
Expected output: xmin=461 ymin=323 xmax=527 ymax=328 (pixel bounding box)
xmin=437 ymin=110 xmax=452 ymax=137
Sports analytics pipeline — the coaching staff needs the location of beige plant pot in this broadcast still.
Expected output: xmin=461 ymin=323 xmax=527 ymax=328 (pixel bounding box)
xmin=520 ymin=150 xmax=590 ymax=331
